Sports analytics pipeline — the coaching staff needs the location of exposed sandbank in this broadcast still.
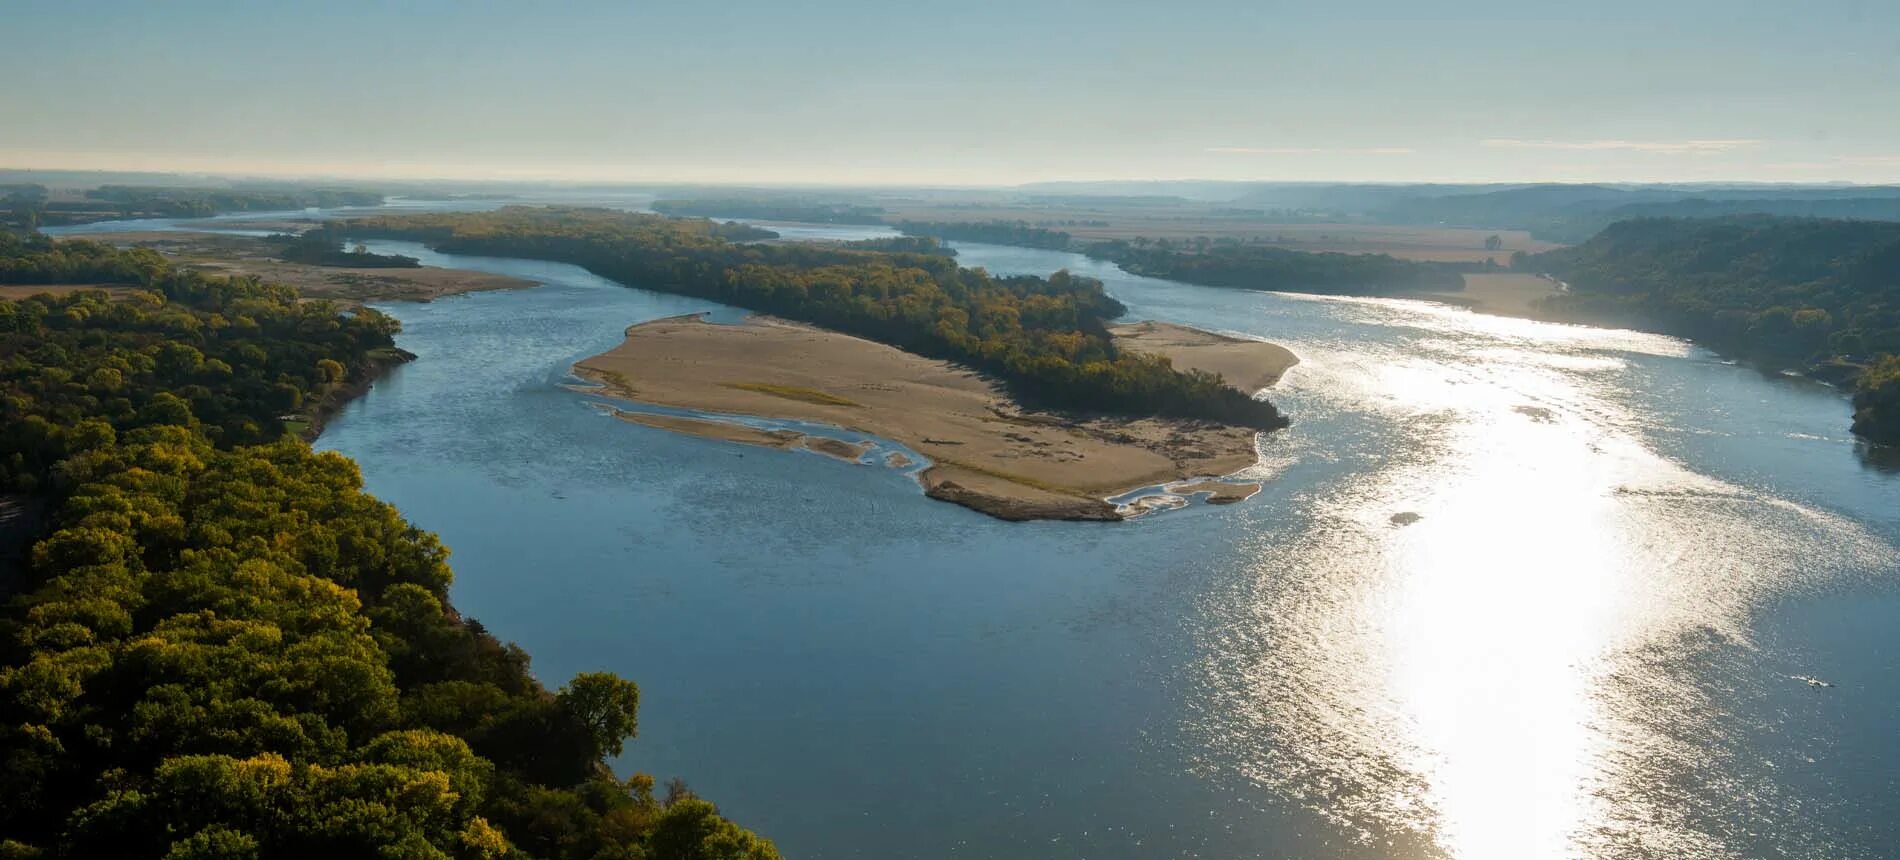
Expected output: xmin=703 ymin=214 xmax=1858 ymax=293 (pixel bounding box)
xmin=575 ymin=315 xmax=1294 ymax=521
xmin=1108 ymin=320 xmax=1299 ymax=391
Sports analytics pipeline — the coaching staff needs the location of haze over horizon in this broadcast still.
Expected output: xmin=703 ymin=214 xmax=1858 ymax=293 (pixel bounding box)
xmin=6 ymin=0 xmax=1899 ymax=186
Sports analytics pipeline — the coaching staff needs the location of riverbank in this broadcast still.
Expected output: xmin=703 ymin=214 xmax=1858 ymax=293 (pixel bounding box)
xmin=298 ymin=346 xmax=416 ymax=441
xmin=574 ymin=315 xmax=1294 ymax=521
xmin=77 ymin=230 xmax=537 ymax=302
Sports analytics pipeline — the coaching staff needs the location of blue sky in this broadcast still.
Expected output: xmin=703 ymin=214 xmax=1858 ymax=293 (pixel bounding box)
xmin=4 ymin=0 xmax=1898 ymax=184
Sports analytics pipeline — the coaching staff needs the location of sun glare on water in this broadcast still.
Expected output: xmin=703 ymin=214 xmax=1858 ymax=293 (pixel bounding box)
xmin=1186 ymin=303 xmax=1888 ymax=859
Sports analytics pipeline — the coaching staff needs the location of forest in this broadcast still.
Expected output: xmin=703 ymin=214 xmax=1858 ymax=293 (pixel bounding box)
xmin=893 ymin=220 xmax=1077 ymax=250
xmin=1525 ymin=216 xmax=1900 ymax=444
xmin=269 ymin=233 xmax=421 ymax=268
xmin=896 ymin=219 xmax=1465 ymax=293
xmin=0 ymin=235 xmax=779 ymax=858
xmin=321 ymin=207 xmax=1287 ymax=430
xmin=1090 ymin=239 xmax=1465 ymax=294
xmin=836 ymin=235 xmax=955 ymax=256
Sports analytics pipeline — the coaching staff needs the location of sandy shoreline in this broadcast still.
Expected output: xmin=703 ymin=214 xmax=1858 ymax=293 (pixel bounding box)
xmin=575 ymin=314 xmax=1296 ymax=521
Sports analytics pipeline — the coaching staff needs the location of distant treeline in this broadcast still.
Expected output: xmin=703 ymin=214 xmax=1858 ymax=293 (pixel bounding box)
xmin=1370 ymin=183 xmax=1900 ymax=242
xmin=651 ymin=198 xmax=886 ymax=225
xmin=85 ymin=185 xmax=386 ymax=215
xmin=1536 ymin=197 xmax=1900 ymax=243
xmin=322 ymin=207 xmax=1286 ymax=429
xmin=895 ymin=220 xmax=1465 ymax=294
xmin=3 ymin=185 xmax=388 ymax=228
xmin=838 ymin=235 xmax=956 ymax=256
xmin=1524 ymin=215 xmax=1900 ymax=444
xmin=269 ymin=233 xmax=420 ymax=268
xmin=0 ymin=235 xmax=780 ymax=857
xmin=895 ymin=220 xmax=1076 ymax=250
xmin=1093 ymin=240 xmax=1465 ymax=294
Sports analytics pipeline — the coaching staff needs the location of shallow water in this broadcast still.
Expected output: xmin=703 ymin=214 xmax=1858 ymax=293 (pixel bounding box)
xmin=67 ymin=213 xmax=1900 ymax=857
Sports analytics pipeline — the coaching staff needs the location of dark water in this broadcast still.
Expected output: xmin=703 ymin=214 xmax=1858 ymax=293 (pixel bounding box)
xmin=59 ymin=215 xmax=1900 ymax=857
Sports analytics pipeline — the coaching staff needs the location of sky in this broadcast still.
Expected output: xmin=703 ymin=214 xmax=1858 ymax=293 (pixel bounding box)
xmin=5 ymin=0 xmax=1899 ymax=186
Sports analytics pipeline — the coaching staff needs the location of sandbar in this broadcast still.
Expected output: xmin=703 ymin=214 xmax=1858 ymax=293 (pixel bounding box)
xmin=1108 ymin=320 xmax=1299 ymax=391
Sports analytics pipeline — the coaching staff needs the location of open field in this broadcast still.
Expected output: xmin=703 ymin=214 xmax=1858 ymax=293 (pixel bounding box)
xmin=1420 ymin=273 xmax=1564 ymax=317
xmin=73 ymin=230 xmax=535 ymax=302
xmin=575 ymin=314 xmax=1293 ymax=521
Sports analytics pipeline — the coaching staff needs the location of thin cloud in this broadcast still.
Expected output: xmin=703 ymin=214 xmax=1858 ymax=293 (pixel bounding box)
xmin=1480 ymin=138 xmax=1761 ymax=154
xmin=1838 ymin=154 xmax=1900 ymax=167
xmin=1207 ymin=146 xmax=1415 ymax=155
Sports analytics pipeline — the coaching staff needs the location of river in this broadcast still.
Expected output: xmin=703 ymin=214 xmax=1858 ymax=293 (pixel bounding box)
xmin=51 ymin=213 xmax=1900 ymax=858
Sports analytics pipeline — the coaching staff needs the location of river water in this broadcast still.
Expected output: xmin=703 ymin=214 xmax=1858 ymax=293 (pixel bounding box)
xmin=54 ymin=213 xmax=1900 ymax=858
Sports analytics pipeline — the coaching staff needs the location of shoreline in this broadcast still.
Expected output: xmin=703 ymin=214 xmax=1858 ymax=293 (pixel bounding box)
xmin=300 ymin=346 xmax=417 ymax=442
xmin=573 ymin=314 xmax=1296 ymax=522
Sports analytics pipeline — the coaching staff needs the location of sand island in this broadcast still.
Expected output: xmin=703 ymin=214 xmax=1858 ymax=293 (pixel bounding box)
xmin=575 ymin=315 xmax=1296 ymax=521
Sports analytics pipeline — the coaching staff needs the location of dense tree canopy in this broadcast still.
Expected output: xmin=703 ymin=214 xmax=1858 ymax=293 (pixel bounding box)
xmin=324 ymin=207 xmax=1286 ymax=430
xmin=269 ymin=233 xmax=420 ymax=268
xmin=0 ymin=232 xmax=169 ymax=286
xmin=0 ymin=235 xmax=779 ymax=858
xmin=1089 ymin=239 xmax=1464 ymax=294
xmin=1526 ymin=216 xmax=1900 ymax=444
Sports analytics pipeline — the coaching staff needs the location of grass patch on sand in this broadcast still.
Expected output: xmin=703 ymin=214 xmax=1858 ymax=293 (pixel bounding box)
xmin=721 ymin=381 xmax=861 ymax=407
xmin=931 ymin=455 xmax=1092 ymax=498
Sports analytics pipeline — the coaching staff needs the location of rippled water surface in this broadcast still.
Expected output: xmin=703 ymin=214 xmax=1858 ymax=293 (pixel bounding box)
xmin=64 ymin=213 xmax=1900 ymax=857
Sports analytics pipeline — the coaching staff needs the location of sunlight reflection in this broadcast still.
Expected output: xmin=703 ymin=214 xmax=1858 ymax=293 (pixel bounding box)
xmin=1188 ymin=304 xmax=1892 ymax=859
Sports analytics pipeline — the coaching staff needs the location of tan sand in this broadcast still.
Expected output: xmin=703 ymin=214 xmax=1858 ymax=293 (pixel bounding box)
xmin=575 ymin=315 xmax=1291 ymax=521
xmin=74 ymin=231 xmax=535 ymax=303
xmin=612 ymin=412 xmax=806 ymax=449
xmin=1109 ymin=320 xmax=1299 ymax=390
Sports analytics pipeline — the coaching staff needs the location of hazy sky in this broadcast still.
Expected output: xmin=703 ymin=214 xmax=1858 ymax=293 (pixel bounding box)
xmin=6 ymin=0 xmax=1899 ymax=185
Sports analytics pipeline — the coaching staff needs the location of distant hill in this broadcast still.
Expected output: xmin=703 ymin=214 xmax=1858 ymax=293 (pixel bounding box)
xmin=1526 ymin=215 xmax=1900 ymax=443
xmin=1372 ymin=184 xmax=1900 ymax=241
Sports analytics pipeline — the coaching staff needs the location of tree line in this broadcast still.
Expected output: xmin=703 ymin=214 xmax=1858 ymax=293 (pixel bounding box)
xmin=895 ymin=220 xmax=1466 ymax=293
xmin=3 ymin=186 xmax=387 ymax=229
xmin=1523 ymin=215 xmax=1900 ymax=444
xmin=269 ymin=232 xmax=421 ymax=268
xmin=321 ymin=207 xmax=1288 ymax=430
xmin=0 ymin=235 xmax=779 ymax=858
xmin=651 ymin=199 xmax=886 ymax=225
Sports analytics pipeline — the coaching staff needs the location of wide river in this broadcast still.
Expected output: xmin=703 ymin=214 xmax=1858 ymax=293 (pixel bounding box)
xmin=58 ymin=212 xmax=1900 ymax=857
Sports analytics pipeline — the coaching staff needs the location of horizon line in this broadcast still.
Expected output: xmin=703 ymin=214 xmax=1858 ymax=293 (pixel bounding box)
xmin=3 ymin=163 xmax=1896 ymax=191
